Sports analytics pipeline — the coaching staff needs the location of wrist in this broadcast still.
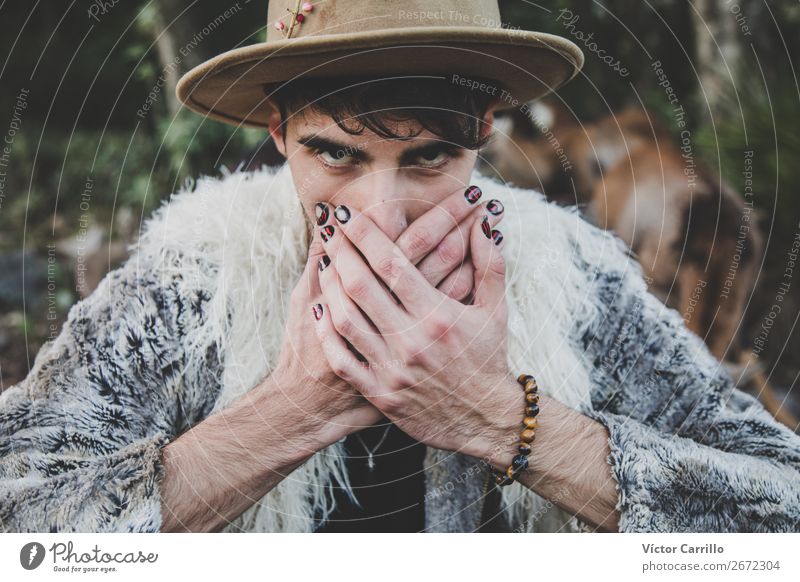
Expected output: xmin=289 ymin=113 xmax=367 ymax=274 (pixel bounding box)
xmin=470 ymin=374 xmax=556 ymax=483
xmin=462 ymin=373 xmax=525 ymax=471
xmin=252 ymin=371 xmax=343 ymax=466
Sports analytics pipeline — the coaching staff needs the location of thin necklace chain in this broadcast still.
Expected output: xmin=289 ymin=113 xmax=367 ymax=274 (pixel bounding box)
xmin=354 ymin=423 xmax=393 ymax=471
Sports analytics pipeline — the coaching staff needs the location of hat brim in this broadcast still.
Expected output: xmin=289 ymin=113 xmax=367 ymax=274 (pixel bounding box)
xmin=175 ymin=27 xmax=584 ymax=129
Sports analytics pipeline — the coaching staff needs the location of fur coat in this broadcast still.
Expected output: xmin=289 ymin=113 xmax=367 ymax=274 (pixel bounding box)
xmin=2 ymin=162 xmax=799 ymax=533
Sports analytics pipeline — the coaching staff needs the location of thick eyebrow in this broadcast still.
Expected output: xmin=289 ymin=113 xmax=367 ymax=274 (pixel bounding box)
xmin=296 ymin=134 xmax=460 ymax=165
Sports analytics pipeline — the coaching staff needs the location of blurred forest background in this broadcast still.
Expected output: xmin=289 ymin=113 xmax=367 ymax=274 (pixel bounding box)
xmin=0 ymin=1 xmax=798 ymax=427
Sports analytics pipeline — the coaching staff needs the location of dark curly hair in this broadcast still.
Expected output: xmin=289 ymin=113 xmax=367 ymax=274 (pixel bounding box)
xmin=267 ymin=74 xmax=503 ymax=150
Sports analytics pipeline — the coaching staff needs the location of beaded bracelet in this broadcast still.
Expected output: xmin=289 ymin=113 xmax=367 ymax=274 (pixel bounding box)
xmin=492 ymin=373 xmax=540 ymax=486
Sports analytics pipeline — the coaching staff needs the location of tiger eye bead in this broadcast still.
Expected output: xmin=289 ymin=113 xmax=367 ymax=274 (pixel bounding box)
xmin=495 ymin=472 xmax=512 ymax=486
xmin=502 ymin=373 xmax=542 ymax=485
xmin=523 ymin=416 xmax=539 ymax=430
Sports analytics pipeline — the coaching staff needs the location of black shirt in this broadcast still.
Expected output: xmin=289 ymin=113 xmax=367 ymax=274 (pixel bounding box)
xmin=313 ymin=417 xmax=506 ymax=532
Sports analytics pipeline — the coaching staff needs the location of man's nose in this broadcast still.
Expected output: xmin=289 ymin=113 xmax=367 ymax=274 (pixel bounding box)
xmin=350 ymin=174 xmax=411 ymax=242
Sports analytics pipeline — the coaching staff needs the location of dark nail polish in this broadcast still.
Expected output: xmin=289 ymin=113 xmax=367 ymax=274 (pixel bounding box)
xmin=334 ymin=205 xmax=351 ymax=224
xmin=318 ymin=254 xmax=331 ymax=271
xmin=312 ymin=303 xmax=324 ymax=321
xmin=464 ymin=185 xmax=482 ymax=205
xmin=481 ymin=215 xmax=492 ymax=239
xmin=320 ymin=225 xmax=335 ymax=242
xmin=491 ymin=229 xmax=503 ymax=245
xmin=315 ymin=203 xmax=330 ymax=226
xmin=487 ymin=199 xmax=504 ymax=215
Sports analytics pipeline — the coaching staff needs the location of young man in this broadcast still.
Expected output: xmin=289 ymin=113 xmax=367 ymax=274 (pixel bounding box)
xmin=2 ymin=0 xmax=799 ymax=533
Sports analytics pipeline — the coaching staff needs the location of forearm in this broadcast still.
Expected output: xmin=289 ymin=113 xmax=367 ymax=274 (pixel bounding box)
xmin=159 ymin=373 xmax=342 ymax=532
xmin=480 ymin=387 xmax=621 ymax=532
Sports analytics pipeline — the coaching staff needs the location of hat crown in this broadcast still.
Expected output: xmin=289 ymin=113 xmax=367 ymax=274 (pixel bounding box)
xmin=177 ymin=0 xmax=584 ymax=129
xmin=267 ymin=0 xmax=503 ymax=41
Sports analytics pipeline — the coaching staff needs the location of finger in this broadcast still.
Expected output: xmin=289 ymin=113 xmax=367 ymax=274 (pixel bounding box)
xmin=394 ymin=184 xmax=486 ymax=265
xmin=417 ymin=199 xmax=504 ymax=288
xmin=330 ymin=204 xmax=449 ymax=318
xmin=297 ymin=199 xmax=334 ymax=300
xmin=319 ymin=221 xmax=409 ymax=335
xmin=317 ymin=251 xmax=392 ymax=363
xmin=314 ymin=201 xmax=333 ymax=228
xmin=471 ymin=210 xmax=507 ymax=311
xmin=311 ymin=302 xmax=374 ymax=390
xmin=288 ymin=225 xmax=324 ymax=310
xmin=437 ymin=259 xmax=476 ymax=303
xmin=306 ymin=226 xmax=327 ymax=297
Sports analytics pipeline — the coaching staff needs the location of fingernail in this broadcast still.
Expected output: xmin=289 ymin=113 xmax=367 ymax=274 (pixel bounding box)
xmin=312 ymin=303 xmax=324 ymax=321
xmin=318 ymin=254 xmax=331 ymax=271
xmin=491 ymin=229 xmax=503 ymax=246
xmin=320 ymin=225 xmax=335 ymax=242
xmin=464 ymin=185 xmax=482 ymax=205
xmin=315 ymin=203 xmax=330 ymax=225
xmin=487 ymin=199 xmax=504 ymax=215
xmin=334 ymin=205 xmax=351 ymax=224
xmin=481 ymin=215 xmax=492 ymax=239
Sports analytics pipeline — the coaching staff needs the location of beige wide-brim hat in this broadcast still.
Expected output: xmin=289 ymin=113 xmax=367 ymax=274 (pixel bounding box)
xmin=175 ymin=0 xmax=584 ymax=129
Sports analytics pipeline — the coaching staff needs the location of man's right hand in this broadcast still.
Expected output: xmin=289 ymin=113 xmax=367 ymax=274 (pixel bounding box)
xmin=271 ymin=185 xmax=505 ymax=441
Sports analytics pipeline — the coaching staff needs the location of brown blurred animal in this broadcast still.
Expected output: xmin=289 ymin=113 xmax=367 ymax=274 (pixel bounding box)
xmin=480 ymin=98 xmax=797 ymax=430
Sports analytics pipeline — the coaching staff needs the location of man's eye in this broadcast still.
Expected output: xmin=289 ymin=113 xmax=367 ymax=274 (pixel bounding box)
xmin=414 ymin=150 xmax=450 ymax=168
xmin=317 ymin=149 xmax=355 ymax=167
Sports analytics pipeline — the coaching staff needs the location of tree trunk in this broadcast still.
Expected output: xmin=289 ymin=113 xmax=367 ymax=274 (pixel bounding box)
xmin=692 ymin=0 xmax=742 ymax=114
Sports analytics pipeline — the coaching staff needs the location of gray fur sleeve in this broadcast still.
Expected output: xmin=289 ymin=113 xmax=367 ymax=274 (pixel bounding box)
xmin=0 ymin=259 xmax=222 ymax=532
xmin=576 ymin=266 xmax=800 ymax=532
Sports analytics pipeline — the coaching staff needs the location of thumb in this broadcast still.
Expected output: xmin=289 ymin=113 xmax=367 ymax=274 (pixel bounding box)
xmin=470 ymin=213 xmax=506 ymax=310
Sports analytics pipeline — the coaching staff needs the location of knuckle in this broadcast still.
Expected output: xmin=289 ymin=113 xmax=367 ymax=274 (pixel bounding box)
xmin=345 ymin=218 xmax=369 ymax=245
xmin=332 ymin=313 xmax=356 ymax=338
xmin=329 ymin=359 xmax=351 ymax=380
xmin=435 ymin=239 xmax=462 ymax=267
xmin=344 ymin=276 xmax=370 ymax=301
xmin=408 ymin=227 xmax=433 ymax=255
xmin=406 ymin=352 xmax=425 ymax=368
xmin=375 ymin=393 xmax=403 ymax=416
xmin=307 ymin=239 xmax=325 ymax=257
xmin=394 ymin=270 xmax=415 ymax=297
xmin=423 ymin=314 xmax=452 ymax=341
xmin=377 ymin=255 xmax=403 ymax=282
xmin=391 ymin=370 xmax=416 ymax=392
xmin=398 ymin=338 xmax=428 ymax=367
xmin=444 ymin=274 xmax=473 ymax=301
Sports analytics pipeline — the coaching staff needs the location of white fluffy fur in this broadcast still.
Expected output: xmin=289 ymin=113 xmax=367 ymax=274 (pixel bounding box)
xmin=131 ymin=162 xmax=641 ymax=532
